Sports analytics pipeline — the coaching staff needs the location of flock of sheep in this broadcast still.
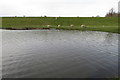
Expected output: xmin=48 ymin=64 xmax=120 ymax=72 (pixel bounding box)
xmin=47 ymin=24 xmax=86 ymax=28
xmin=45 ymin=17 xmax=105 ymax=28
xmin=46 ymin=17 xmax=89 ymax=28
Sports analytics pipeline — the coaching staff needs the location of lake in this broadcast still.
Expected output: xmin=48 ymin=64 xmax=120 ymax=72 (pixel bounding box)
xmin=1 ymin=30 xmax=118 ymax=78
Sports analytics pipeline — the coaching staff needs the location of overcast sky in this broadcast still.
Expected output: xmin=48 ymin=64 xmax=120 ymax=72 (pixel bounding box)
xmin=0 ymin=0 xmax=119 ymax=17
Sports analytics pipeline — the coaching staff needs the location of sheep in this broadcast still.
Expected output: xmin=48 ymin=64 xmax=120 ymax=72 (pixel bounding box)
xmin=81 ymin=24 xmax=86 ymax=28
xmin=57 ymin=25 xmax=61 ymax=27
xmin=102 ymin=25 xmax=105 ymax=27
xmin=47 ymin=25 xmax=51 ymax=28
xmin=70 ymin=24 xmax=74 ymax=27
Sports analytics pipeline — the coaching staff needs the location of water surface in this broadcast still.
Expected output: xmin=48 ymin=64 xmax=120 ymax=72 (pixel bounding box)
xmin=2 ymin=30 xmax=118 ymax=78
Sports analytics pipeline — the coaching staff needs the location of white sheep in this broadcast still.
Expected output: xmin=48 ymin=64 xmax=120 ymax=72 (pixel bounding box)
xmin=47 ymin=25 xmax=51 ymax=28
xmin=81 ymin=24 xmax=86 ymax=28
xmin=58 ymin=25 xmax=61 ymax=27
xmin=70 ymin=24 xmax=74 ymax=27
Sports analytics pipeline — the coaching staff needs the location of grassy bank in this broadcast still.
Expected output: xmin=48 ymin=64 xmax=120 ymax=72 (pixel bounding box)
xmin=1 ymin=17 xmax=118 ymax=33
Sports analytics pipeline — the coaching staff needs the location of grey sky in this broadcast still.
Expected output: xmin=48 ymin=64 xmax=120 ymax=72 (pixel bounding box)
xmin=0 ymin=0 xmax=119 ymax=17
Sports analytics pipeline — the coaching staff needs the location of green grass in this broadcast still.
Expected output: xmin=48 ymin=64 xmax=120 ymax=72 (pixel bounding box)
xmin=1 ymin=17 xmax=118 ymax=33
xmin=115 ymin=78 xmax=120 ymax=80
xmin=0 ymin=17 xmax=2 ymax=27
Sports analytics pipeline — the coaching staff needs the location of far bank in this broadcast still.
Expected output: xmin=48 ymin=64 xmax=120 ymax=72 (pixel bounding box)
xmin=1 ymin=17 xmax=118 ymax=33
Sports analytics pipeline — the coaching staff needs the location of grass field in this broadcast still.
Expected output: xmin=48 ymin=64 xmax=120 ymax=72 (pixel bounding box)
xmin=1 ymin=17 xmax=119 ymax=33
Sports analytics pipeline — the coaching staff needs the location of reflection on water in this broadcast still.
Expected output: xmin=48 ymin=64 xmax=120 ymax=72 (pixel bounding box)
xmin=2 ymin=30 xmax=118 ymax=78
xmin=104 ymin=33 xmax=117 ymax=44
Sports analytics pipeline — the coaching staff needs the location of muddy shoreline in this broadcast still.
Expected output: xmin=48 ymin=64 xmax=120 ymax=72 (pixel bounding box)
xmin=1 ymin=27 xmax=51 ymax=30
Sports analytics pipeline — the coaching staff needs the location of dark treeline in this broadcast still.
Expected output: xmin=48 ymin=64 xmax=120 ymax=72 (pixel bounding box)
xmin=105 ymin=8 xmax=120 ymax=17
